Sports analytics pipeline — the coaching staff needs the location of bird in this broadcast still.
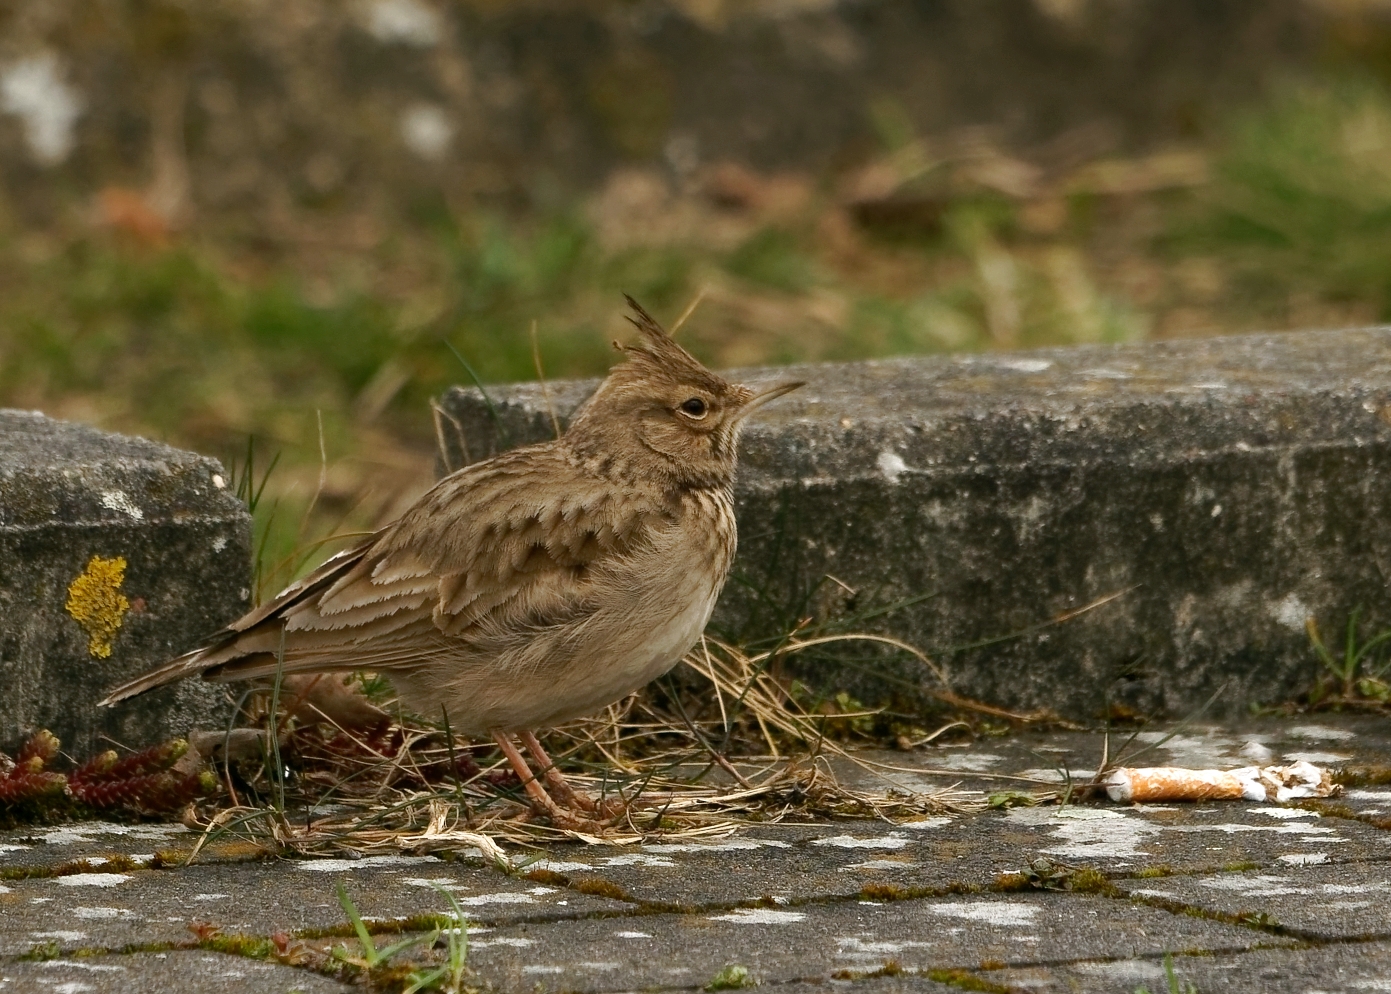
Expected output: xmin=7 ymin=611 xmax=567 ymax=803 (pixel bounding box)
xmin=100 ymin=296 xmax=803 ymax=829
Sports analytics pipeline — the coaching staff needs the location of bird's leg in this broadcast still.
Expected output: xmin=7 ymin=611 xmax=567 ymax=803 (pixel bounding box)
xmin=518 ymin=730 xmax=623 ymax=818
xmin=491 ymin=730 xmax=602 ymax=830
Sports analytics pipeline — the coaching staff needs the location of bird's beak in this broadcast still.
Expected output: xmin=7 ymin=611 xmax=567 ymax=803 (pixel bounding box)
xmin=737 ymin=380 xmax=804 ymax=418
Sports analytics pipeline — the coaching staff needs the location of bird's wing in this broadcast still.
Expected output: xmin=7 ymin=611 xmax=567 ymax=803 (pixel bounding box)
xmin=100 ymin=442 xmax=664 ymax=702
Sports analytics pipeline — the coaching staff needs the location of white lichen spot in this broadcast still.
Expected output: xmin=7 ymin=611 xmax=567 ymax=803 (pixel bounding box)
xmin=522 ymin=965 xmax=565 ymax=975
xmin=192 ymin=893 xmax=230 ymax=900
xmin=72 ymin=907 xmax=134 ymax=919
xmin=1271 ymin=595 xmax=1312 ymax=632
xmin=812 ymin=834 xmax=911 ymax=850
xmin=644 ymin=839 xmax=791 ymax=854
xmin=1279 ymin=850 xmax=1335 ymax=867
xmin=614 ymin=931 xmax=651 ymax=939
xmin=1008 ymin=806 xmax=1155 ymax=860
xmin=1284 ymin=751 xmax=1353 ymax=764
xmin=999 ymin=358 xmax=1052 ymax=373
xmin=929 ymin=901 xmax=1038 ymax=926
xmin=877 ymin=450 xmax=907 ymax=483
xmin=1148 ymin=513 xmax=1164 ymax=531
xmin=455 ymin=893 xmax=539 ymax=906
xmin=1211 ymin=503 xmax=1222 ymax=517
xmin=1250 ymin=807 xmax=1317 ymax=820
xmin=298 ymin=854 xmax=436 ymax=872
xmin=592 ymin=852 xmax=675 ymax=868
xmin=32 ymin=930 xmax=87 ymax=941
xmin=842 ymin=859 xmax=920 ymax=871
xmin=212 ymin=474 xmax=226 ymax=489
xmin=0 ymin=53 xmax=83 ymax=165
xmin=1197 ymin=874 xmax=1307 ymax=897
xmin=529 ymin=859 xmax=594 ymax=872
xmin=55 ymin=873 xmax=130 ymax=887
xmin=707 ymin=908 xmax=806 ymax=924
xmin=401 ymin=104 xmax=453 ymax=161
xmin=1287 ymin=725 xmax=1356 ymax=742
xmin=364 ymin=0 xmax=441 ymax=45
xmin=932 ymin=752 xmax=1002 ymax=772
xmin=471 ymin=936 xmax=535 ymax=949
xmin=212 ymin=535 xmax=228 ymax=552
xmin=99 ymin=491 xmax=143 ymax=521
xmin=899 ymin=816 xmax=952 ymax=830
xmin=239 ymin=587 xmax=251 ymax=601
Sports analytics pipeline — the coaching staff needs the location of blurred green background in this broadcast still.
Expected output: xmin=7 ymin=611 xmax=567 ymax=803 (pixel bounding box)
xmin=7 ymin=0 xmax=1391 ymax=590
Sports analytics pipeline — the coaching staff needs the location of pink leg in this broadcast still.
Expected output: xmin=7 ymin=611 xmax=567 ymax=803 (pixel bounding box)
xmin=519 ymin=730 xmax=624 ymax=820
xmin=495 ymin=728 xmax=603 ymax=834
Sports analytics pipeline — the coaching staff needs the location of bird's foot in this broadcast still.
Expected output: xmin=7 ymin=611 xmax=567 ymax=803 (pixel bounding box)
xmin=494 ymin=729 xmax=626 ymax=833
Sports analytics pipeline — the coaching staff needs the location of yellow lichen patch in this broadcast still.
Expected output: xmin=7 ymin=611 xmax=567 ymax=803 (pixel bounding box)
xmin=65 ymin=555 xmax=130 ymax=658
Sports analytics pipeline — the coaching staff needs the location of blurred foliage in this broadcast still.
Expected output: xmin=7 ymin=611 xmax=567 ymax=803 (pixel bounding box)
xmin=8 ymin=73 xmax=1391 ymax=582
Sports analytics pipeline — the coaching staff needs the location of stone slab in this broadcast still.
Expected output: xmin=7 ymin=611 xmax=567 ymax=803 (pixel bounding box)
xmin=985 ymin=940 xmax=1391 ymax=994
xmin=524 ymin=803 xmax=1389 ymax=910
xmin=0 ymin=855 xmax=629 ymax=956
xmin=438 ymin=891 xmax=1290 ymax=992
xmin=0 ymin=951 xmax=350 ymax=994
xmin=1116 ymin=862 xmax=1391 ymax=940
xmin=0 ymin=410 xmax=250 ymax=755
xmin=440 ymin=328 xmax=1391 ymax=718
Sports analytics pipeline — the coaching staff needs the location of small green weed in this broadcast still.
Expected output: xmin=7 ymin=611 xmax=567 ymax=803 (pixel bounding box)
xmin=1306 ymin=609 xmax=1391 ymax=706
xmin=706 ymin=964 xmax=753 ymax=990
xmin=1135 ymin=953 xmax=1198 ymax=994
xmin=332 ymin=881 xmax=439 ymax=974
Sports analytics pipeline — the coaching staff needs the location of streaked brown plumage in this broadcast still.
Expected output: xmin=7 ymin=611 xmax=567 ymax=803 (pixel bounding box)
xmin=100 ymin=297 xmax=801 ymax=827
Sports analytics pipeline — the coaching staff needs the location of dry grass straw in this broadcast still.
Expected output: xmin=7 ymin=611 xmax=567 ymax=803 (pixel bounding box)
xmin=186 ymin=633 xmax=983 ymax=864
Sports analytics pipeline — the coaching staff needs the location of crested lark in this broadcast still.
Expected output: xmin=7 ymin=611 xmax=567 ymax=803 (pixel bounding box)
xmin=100 ymin=296 xmax=802 ymax=828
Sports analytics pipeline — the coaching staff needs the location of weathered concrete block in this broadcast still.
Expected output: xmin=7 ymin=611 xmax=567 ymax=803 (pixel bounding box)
xmin=0 ymin=411 xmax=249 ymax=755
xmin=439 ymin=328 xmax=1391 ymax=718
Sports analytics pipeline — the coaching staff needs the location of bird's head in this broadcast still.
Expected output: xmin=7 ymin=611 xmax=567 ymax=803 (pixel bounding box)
xmin=566 ymin=296 xmax=802 ymax=488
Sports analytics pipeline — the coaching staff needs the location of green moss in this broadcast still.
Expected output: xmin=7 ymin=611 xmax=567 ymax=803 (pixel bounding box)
xmin=1135 ymin=865 xmax=1175 ymax=879
xmin=573 ymin=877 xmax=636 ymax=902
xmin=705 ymin=964 xmax=753 ymax=991
xmin=198 ymin=933 xmax=276 ymax=959
xmin=925 ymin=968 xmax=1016 ymax=993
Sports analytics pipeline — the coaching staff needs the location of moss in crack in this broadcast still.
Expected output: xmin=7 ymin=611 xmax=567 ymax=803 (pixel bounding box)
xmin=0 ymin=853 xmax=148 ymax=882
xmin=861 ymin=881 xmax=981 ymax=901
xmin=1332 ymin=765 xmax=1391 ymax=788
xmin=18 ymin=940 xmax=62 ymax=961
xmin=524 ymin=868 xmax=570 ymax=887
xmin=197 ymin=932 xmax=276 ymax=959
xmin=832 ymin=961 xmax=905 ymax=980
xmin=573 ymin=877 xmax=637 ymax=902
xmin=1297 ymin=798 xmax=1391 ymax=831
xmin=1134 ymin=865 xmax=1175 ymax=879
xmin=925 ymin=968 xmax=1016 ymax=993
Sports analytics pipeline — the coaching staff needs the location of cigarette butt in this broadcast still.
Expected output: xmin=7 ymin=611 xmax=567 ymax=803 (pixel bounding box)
xmin=1104 ymin=767 xmax=1262 ymax=803
xmin=1104 ymin=762 xmax=1341 ymax=804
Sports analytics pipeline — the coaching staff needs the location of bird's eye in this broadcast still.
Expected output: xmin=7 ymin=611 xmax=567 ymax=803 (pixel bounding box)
xmin=679 ymin=397 xmax=708 ymax=418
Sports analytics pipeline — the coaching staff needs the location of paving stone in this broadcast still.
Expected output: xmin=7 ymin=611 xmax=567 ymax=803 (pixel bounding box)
xmin=1115 ymin=861 xmax=1391 ymax=939
xmin=0 ymin=855 xmax=629 ymax=956
xmin=524 ymin=801 xmax=1388 ymax=910
xmin=985 ymin=939 xmax=1391 ymax=994
xmin=442 ymin=891 xmax=1291 ymax=992
xmin=0 ymin=951 xmax=347 ymax=993
xmin=0 ymin=410 xmax=249 ymax=755
xmin=0 ymin=822 xmax=201 ymax=872
xmin=440 ymin=328 xmax=1391 ymax=717
xmin=836 ymin=714 xmax=1391 ymax=795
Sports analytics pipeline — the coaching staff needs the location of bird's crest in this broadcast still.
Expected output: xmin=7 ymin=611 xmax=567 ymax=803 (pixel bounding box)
xmin=614 ymin=295 xmax=727 ymax=392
